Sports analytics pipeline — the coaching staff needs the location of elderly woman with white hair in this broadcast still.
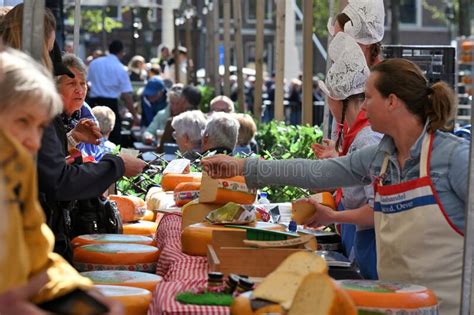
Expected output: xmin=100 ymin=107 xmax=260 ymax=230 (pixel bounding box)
xmin=171 ymin=110 xmax=207 ymax=160
xmin=91 ymin=106 xmax=117 ymax=154
xmin=201 ymin=112 xmax=239 ymax=155
xmin=209 ymin=95 xmax=235 ymax=113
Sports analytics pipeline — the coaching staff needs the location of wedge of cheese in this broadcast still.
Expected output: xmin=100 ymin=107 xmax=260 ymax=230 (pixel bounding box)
xmin=339 ymin=280 xmax=439 ymax=314
xmin=181 ymin=221 xmax=285 ymax=256
xmin=95 ymin=285 xmax=151 ymax=315
xmin=253 ymin=252 xmax=327 ymax=309
xmin=160 ymin=172 xmax=201 ymax=192
xmin=108 ymin=195 xmax=146 ymax=223
xmin=71 ymin=234 xmax=155 ymax=248
xmin=291 ymin=192 xmax=336 ymax=225
xmin=199 ymin=172 xmax=256 ymax=204
xmin=81 ymin=270 xmax=162 ymax=292
xmin=174 ymin=182 xmax=201 ymax=207
xmin=142 ymin=209 xmax=156 ymax=221
xmin=288 ymin=273 xmax=357 ymax=315
xmin=145 ymin=187 xmax=166 ymax=211
xmin=181 ymin=199 xmax=223 ymax=230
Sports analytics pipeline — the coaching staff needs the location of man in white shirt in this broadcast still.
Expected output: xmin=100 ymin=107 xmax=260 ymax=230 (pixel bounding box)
xmin=87 ymin=40 xmax=138 ymax=145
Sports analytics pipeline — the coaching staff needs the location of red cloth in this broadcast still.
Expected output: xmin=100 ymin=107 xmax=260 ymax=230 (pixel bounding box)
xmin=149 ymin=213 xmax=229 ymax=315
xmin=335 ymin=111 xmax=370 ymax=206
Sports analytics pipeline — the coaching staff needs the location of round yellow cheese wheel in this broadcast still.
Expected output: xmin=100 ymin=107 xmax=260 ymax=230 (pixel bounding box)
xmin=73 ymin=243 xmax=159 ymax=273
xmin=339 ymin=280 xmax=438 ymax=314
xmin=95 ymin=284 xmax=151 ymax=315
xmin=71 ymin=234 xmax=156 ymax=248
xmin=81 ymin=270 xmax=162 ymax=292
xmin=161 ymin=173 xmax=201 ymax=191
xmin=123 ymin=220 xmax=158 ymax=237
xmin=181 ymin=221 xmax=285 ymax=256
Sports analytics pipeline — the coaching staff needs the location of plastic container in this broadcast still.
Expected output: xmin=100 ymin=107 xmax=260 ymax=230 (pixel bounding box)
xmin=258 ymin=192 xmax=270 ymax=204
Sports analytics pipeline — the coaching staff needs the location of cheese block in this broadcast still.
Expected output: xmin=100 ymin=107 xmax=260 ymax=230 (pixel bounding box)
xmin=231 ymin=291 xmax=284 ymax=315
xmin=288 ymin=273 xmax=357 ymax=315
xmin=81 ymin=270 xmax=162 ymax=292
xmin=71 ymin=234 xmax=155 ymax=248
xmin=253 ymin=252 xmax=327 ymax=309
xmin=95 ymin=285 xmax=151 ymax=315
xmin=181 ymin=199 xmax=224 ymax=230
xmin=339 ymin=280 xmax=439 ymax=314
xmin=181 ymin=221 xmax=285 ymax=256
xmin=108 ymin=195 xmax=146 ymax=223
xmin=174 ymin=182 xmax=201 ymax=207
xmin=199 ymin=172 xmax=256 ymax=204
xmin=145 ymin=187 xmax=166 ymax=211
xmin=160 ymin=172 xmax=201 ymax=192
xmin=142 ymin=209 xmax=156 ymax=221
xmin=291 ymin=192 xmax=336 ymax=225
xmin=73 ymin=243 xmax=159 ymax=273
xmin=123 ymin=220 xmax=158 ymax=238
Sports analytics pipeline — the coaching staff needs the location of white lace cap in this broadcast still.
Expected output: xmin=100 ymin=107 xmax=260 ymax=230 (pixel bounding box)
xmin=319 ymin=32 xmax=370 ymax=101
xmin=342 ymin=0 xmax=385 ymax=45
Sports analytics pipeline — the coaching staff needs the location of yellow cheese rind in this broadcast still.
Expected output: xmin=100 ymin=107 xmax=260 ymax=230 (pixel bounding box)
xmin=199 ymin=172 xmax=256 ymax=204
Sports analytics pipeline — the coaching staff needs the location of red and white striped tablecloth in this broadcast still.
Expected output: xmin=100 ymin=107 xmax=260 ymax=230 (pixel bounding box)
xmin=148 ymin=213 xmax=230 ymax=315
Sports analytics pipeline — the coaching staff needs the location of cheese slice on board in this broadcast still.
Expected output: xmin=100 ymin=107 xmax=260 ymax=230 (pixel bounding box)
xmin=181 ymin=199 xmax=224 ymax=230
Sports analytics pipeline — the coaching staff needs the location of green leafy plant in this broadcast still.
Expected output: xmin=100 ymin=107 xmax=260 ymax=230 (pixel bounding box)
xmin=198 ymin=85 xmax=215 ymax=113
xmin=255 ymin=121 xmax=323 ymax=203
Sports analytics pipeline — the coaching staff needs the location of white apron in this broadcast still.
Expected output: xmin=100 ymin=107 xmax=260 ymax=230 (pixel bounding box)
xmin=374 ymin=132 xmax=464 ymax=314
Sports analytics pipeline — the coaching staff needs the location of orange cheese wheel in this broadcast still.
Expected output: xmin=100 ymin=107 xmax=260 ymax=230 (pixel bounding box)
xmin=200 ymin=173 xmax=257 ymax=204
xmin=142 ymin=210 xmax=156 ymax=221
xmin=174 ymin=182 xmax=201 ymax=206
xmin=71 ymin=234 xmax=155 ymax=248
xmin=123 ymin=220 xmax=158 ymax=238
xmin=95 ymin=285 xmax=151 ymax=315
xmin=339 ymin=280 xmax=439 ymax=314
xmin=81 ymin=270 xmax=162 ymax=292
xmin=160 ymin=173 xmax=201 ymax=191
xmin=291 ymin=192 xmax=336 ymax=225
xmin=73 ymin=243 xmax=159 ymax=273
xmin=181 ymin=221 xmax=285 ymax=256
xmin=109 ymin=195 xmax=146 ymax=223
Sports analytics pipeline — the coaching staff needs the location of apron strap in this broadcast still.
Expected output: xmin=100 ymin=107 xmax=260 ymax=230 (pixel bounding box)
xmin=419 ymin=132 xmax=433 ymax=178
xmin=377 ymin=154 xmax=390 ymax=186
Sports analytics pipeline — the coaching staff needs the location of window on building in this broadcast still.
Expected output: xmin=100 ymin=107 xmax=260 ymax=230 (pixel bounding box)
xmin=400 ymin=0 xmax=420 ymax=25
xmin=246 ymin=0 xmax=272 ymax=23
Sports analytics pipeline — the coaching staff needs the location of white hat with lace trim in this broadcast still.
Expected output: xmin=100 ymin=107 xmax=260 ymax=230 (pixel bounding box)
xmin=318 ymin=32 xmax=370 ymax=101
xmin=327 ymin=0 xmax=385 ymax=45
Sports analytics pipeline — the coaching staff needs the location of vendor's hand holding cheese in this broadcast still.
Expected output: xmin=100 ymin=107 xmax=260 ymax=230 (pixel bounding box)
xmin=202 ymin=58 xmax=469 ymax=314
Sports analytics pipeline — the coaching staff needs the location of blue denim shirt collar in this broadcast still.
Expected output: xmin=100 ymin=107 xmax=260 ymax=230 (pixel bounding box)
xmin=376 ymin=120 xmax=430 ymax=159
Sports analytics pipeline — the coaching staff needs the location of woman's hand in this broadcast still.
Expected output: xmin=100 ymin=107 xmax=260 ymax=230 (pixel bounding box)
xmin=0 ymin=272 xmax=50 ymax=315
xmin=71 ymin=119 xmax=102 ymax=145
xmin=201 ymin=155 xmax=246 ymax=178
xmin=303 ymin=198 xmax=337 ymax=228
xmin=86 ymin=288 xmax=124 ymax=315
xmin=312 ymin=139 xmax=337 ymax=159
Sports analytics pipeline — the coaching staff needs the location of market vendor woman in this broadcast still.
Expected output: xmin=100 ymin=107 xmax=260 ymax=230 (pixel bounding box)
xmin=202 ymin=58 xmax=468 ymax=314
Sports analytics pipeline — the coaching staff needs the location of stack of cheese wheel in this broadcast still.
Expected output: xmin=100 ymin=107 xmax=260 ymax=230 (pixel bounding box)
xmin=71 ymin=234 xmax=156 ymax=248
xmin=291 ymin=192 xmax=336 ymax=225
xmin=180 ymin=199 xmax=224 ymax=230
xmin=174 ymin=182 xmax=201 ymax=207
xmin=339 ymin=280 xmax=439 ymax=314
xmin=109 ymin=195 xmax=146 ymax=223
xmin=160 ymin=172 xmax=201 ymax=191
xmin=123 ymin=220 xmax=159 ymax=238
xmin=73 ymin=243 xmax=159 ymax=273
xmin=81 ymin=270 xmax=162 ymax=292
xmin=199 ymin=172 xmax=256 ymax=204
xmin=181 ymin=221 xmax=285 ymax=256
xmin=95 ymin=285 xmax=152 ymax=315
